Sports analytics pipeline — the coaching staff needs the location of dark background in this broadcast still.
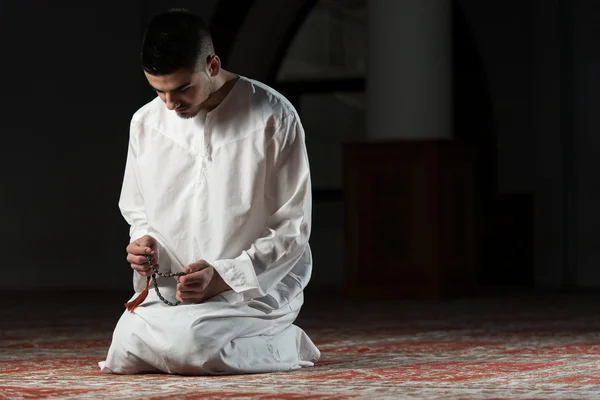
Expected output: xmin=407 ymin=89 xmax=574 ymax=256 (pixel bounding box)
xmin=2 ymin=0 xmax=598 ymax=296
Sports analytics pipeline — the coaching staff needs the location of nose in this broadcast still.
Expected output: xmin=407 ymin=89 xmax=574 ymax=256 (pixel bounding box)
xmin=165 ymin=93 xmax=179 ymax=110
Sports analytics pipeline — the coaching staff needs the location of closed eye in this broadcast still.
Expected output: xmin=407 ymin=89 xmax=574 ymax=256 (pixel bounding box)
xmin=149 ymin=83 xmax=192 ymax=94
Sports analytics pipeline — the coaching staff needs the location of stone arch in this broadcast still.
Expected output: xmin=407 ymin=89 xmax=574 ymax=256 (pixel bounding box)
xmin=210 ymin=0 xmax=522 ymax=288
xmin=210 ymin=0 xmax=317 ymax=83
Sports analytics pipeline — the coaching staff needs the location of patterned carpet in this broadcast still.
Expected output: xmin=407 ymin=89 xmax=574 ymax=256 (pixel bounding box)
xmin=2 ymin=291 xmax=600 ymax=399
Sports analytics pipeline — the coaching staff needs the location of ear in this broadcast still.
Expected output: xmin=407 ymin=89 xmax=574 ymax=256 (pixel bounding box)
xmin=206 ymin=55 xmax=221 ymax=78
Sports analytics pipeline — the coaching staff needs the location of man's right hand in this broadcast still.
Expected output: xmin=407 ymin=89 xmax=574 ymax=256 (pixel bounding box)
xmin=126 ymin=235 xmax=158 ymax=276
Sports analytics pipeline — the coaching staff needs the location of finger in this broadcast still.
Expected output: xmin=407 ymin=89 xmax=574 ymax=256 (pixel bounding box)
xmin=179 ymin=269 xmax=211 ymax=286
xmin=176 ymin=290 xmax=204 ymax=303
xmin=131 ymin=263 xmax=153 ymax=276
xmin=126 ymin=253 xmax=158 ymax=268
xmin=127 ymin=243 xmax=154 ymax=256
xmin=177 ymin=280 xmax=206 ymax=293
xmin=183 ymin=260 xmax=210 ymax=274
xmin=126 ymin=254 xmax=150 ymax=265
xmin=130 ymin=262 xmax=148 ymax=271
xmin=137 ymin=235 xmax=155 ymax=247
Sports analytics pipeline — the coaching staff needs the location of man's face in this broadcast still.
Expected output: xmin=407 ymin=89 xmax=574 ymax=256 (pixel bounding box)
xmin=145 ymin=68 xmax=213 ymax=119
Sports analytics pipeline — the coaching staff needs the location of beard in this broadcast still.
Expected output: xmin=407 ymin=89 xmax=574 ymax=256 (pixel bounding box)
xmin=176 ymin=110 xmax=197 ymax=120
xmin=176 ymin=79 xmax=214 ymax=120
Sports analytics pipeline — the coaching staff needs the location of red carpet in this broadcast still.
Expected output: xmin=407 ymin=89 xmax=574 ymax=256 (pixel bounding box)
xmin=2 ymin=291 xmax=600 ymax=399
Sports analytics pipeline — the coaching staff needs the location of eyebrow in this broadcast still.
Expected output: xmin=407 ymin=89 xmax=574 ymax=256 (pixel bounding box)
xmin=150 ymin=82 xmax=191 ymax=93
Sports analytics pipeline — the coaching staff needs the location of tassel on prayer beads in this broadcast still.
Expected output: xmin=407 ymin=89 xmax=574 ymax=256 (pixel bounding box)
xmin=124 ymin=255 xmax=187 ymax=312
xmin=125 ymin=276 xmax=150 ymax=312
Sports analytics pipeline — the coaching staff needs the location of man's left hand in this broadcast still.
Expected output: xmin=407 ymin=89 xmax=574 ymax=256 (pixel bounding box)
xmin=176 ymin=260 xmax=231 ymax=303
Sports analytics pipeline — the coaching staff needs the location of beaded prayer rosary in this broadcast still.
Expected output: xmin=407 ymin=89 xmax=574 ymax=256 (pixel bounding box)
xmin=125 ymin=255 xmax=187 ymax=312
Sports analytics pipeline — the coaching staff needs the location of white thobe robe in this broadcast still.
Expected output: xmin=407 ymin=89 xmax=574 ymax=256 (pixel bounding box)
xmin=99 ymin=76 xmax=320 ymax=375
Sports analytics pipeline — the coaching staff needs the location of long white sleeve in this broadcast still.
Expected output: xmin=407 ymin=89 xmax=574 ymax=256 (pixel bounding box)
xmin=118 ymin=121 xmax=150 ymax=244
xmin=118 ymin=121 xmax=156 ymax=294
xmin=209 ymin=112 xmax=312 ymax=302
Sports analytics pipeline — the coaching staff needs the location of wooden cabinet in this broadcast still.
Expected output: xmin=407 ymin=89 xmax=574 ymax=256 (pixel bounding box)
xmin=343 ymin=140 xmax=478 ymax=299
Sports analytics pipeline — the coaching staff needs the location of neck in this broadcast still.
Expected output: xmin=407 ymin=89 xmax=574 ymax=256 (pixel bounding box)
xmin=202 ymin=69 xmax=239 ymax=112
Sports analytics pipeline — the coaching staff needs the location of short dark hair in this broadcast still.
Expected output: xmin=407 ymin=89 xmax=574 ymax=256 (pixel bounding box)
xmin=141 ymin=8 xmax=215 ymax=76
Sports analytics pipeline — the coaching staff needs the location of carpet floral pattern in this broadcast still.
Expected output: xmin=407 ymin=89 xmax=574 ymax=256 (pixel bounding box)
xmin=2 ymin=292 xmax=600 ymax=399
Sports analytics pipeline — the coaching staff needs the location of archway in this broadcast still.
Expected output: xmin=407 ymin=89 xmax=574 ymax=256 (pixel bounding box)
xmin=211 ymin=0 xmax=508 ymax=290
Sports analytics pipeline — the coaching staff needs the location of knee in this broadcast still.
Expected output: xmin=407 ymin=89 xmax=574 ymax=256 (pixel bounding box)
xmin=164 ymin=332 xmax=224 ymax=374
xmin=102 ymin=313 xmax=161 ymax=374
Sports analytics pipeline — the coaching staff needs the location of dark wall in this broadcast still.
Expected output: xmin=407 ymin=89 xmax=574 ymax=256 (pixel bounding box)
xmin=1 ymin=2 xmax=141 ymax=290
xmin=569 ymin=0 xmax=600 ymax=287
xmin=455 ymin=0 xmax=536 ymax=195
xmin=454 ymin=0 xmax=600 ymax=289
xmin=452 ymin=0 xmax=537 ymax=288
xmin=0 ymin=1 xmax=219 ymax=290
xmin=5 ymin=0 xmax=600 ymax=292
